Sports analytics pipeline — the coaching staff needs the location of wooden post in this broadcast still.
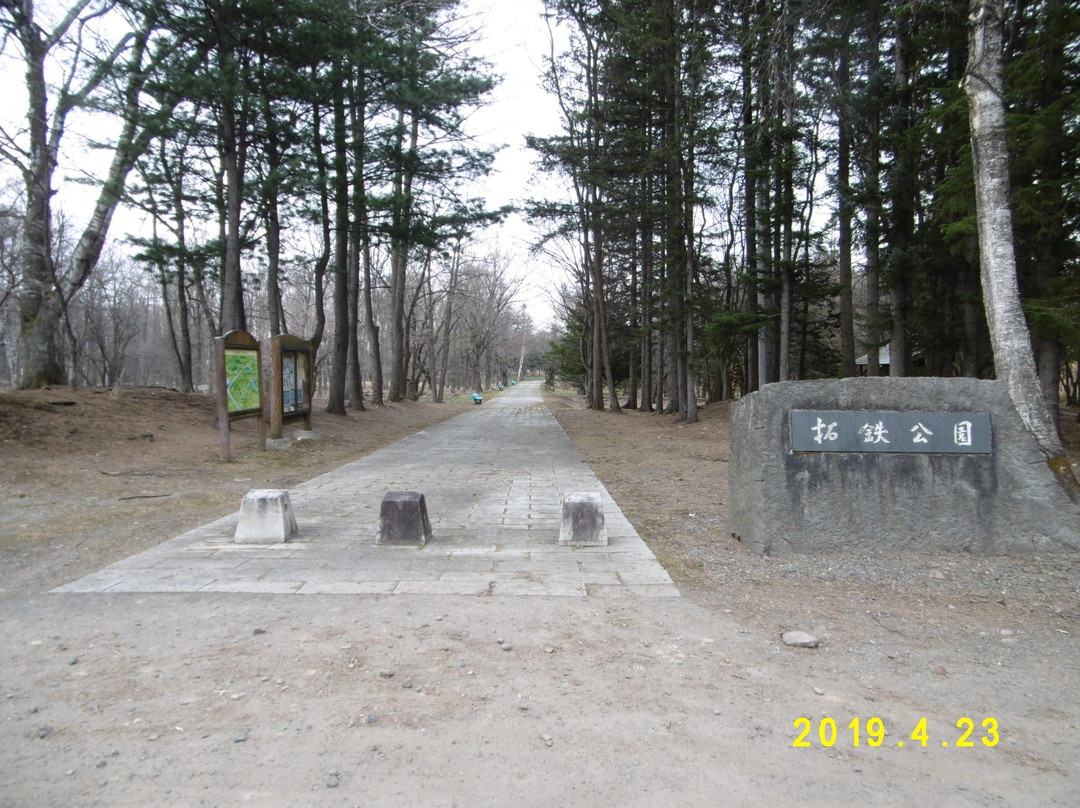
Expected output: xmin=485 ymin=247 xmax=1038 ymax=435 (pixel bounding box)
xmin=269 ymin=338 xmax=284 ymax=440
xmin=215 ymin=336 xmax=230 ymax=461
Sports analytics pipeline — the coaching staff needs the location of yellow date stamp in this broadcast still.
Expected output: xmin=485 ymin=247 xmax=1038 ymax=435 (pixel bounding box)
xmin=793 ymin=716 xmax=999 ymax=748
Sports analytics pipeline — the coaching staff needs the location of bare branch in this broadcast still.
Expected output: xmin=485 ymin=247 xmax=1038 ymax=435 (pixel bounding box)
xmin=43 ymin=0 xmax=95 ymax=51
xmin=0 ymin=121 xmax=29 ymax=174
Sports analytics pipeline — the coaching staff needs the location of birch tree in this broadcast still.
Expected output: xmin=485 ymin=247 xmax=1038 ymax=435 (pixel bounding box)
xmin=0 ymin=0 xmax=186 ymax=388
xmin=962 ymin=0 xmax=1077 ymax=496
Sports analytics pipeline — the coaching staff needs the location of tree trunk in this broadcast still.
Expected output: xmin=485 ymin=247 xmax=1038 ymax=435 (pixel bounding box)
xmin=638 ymin=209 xmax=653 ymax=412
xmin=596 ymin=250 xmax=622 ymax=412
xmin=388 ymin=106 xmax=420 ymax=403
xmin=351 ymin=61 xmax=383 ymax=406
xmin=347 ymin=229 xmax=365 ymax=410
xmin=154 ymin=188 xmax=193 ymax=393
xmin=776 ymin=12 xmax=796 ymax=384
xmin=325 ymin=59 xmax=349 ymax=415
xmin=217 ymin=28 xmax=247 ymax=336
xmin=586 ymin=238 xmax=603 ymax=410
xmin=888 ymin=6 xmax=915 ymax=377
xmin=265 ymin=193 xmax=284 ymax=337
xmin=170 ymin=171 xmax=195 ymax=393
xmin=17 ymin=21 xmax=63 ymax=387
xmin=683 ymin=138 xmax=698 ymax=424
xmin=14 ymin=0 xmax=62 ymax=387
xmin=15 ymin=10 xmax=164 ymax=387
xmin=741 ymin=6 xmax=761 ymax=392
xmin=861 ymin=8 xmax=885 ymax=377
xmin=362 ymin=244 xmax=384 ymax=405
xmin=261 ymin=67 xmax=285 ymax=338
xmin=306 ymin=74 xmax=330 ymax=392
xmin=346 ymin=71 xmax=365 ymax=412
xmin=654 ymin=306 xmax=666 ymax=412
xmin=836 ymin=28 xmax=857 ymax=377
xmin=626 ymin=240 xmax=639 ymax=410
xmin=640 ymin=296 xmax=653 ymax=412
xmin=963 ymin=0 xmax=1073 ymax=489
xmin=436 ymin=241 xmax=461 ymax=403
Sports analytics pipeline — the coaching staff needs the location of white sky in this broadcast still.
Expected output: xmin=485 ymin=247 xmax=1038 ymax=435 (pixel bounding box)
xmin=0 ymin=0 xmax=572 ymax=330
xmin=459 ymin=0 xmax=569 ymax=328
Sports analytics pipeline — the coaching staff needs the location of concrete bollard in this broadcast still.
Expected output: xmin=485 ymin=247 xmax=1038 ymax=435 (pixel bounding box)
xmin=377 ymin=491 xmax=432 ymax=546
xmin=559 ymin=492 xmax=608 ymax=546
xmin=235 ymin=489 xmax=298 ymax=543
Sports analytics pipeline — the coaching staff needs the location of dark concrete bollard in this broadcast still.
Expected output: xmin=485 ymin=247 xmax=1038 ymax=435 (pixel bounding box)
xmin=377 ymin=491 xmax=432 ymax=546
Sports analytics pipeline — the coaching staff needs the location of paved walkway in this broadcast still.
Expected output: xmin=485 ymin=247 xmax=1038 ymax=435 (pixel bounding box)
xmin=54 ymin=381 xmax=678 ymax=598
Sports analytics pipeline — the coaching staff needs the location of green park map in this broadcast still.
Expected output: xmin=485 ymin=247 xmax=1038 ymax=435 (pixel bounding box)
xmin=224 ymin=349 xmax=261 ymax=413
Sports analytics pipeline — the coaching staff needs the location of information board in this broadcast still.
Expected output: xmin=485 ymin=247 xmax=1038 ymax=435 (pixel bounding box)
xmin=267 ymin=334 xmax=313 ymax=440
xmin=224 ymin=348 xmax=262 ymax=414
xmin=791 ymin=410 xmax=992 ymax=454
xmin=281 ymin=350 xmax=308 ymax=414
xmin=215 ymin=330 xmax=266 ymax=460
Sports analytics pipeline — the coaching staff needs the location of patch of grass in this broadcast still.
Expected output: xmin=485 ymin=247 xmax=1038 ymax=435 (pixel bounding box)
xmin=0 ymin=393 xmax=61 ymax=412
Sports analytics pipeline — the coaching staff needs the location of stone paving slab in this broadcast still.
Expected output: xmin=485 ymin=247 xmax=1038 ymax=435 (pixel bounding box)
xmin=53 ymin=381 xmax=679 ymax=598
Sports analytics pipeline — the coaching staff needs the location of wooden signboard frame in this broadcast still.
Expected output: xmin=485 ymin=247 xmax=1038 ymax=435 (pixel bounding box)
xmin=215 ymin=329 xmax=266 ymax=461
xmin=268 ymin=334 xmax=314 ymax=440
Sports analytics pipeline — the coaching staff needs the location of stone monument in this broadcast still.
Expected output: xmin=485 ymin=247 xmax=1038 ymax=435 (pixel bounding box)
xmin=727 ymin=378 xmax=1080 ymax=554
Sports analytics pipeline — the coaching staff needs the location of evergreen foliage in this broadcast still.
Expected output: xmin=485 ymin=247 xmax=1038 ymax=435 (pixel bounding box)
xmin=528 ymin=0 xmax=1080 ymax=431
xmin=2 ymin=0 xmax=1079 ymax=429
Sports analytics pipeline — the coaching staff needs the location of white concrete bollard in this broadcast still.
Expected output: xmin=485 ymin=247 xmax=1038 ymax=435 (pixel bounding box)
xmin=559 ymin=492 xmax=608 ymax=546
xmin=234 ymin=489 xmax=299 ymax=544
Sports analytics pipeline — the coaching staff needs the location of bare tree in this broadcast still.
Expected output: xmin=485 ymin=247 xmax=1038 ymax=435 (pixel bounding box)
xmin=0 ymin=180 xmax=24 ymax=382
xmin=72 ymin=252 xmax=144 ymax=386
xmin=0 ymin=180 xmax=21 ymax=309
xmin=0 ymin=0 xmax=193 ymax=388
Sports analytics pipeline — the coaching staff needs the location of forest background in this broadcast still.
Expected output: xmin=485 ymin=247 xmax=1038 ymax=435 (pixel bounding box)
xmin=1 ymin=0 xmax=1077 ymax=428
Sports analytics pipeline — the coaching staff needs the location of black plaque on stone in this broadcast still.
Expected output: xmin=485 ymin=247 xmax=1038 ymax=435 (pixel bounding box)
xmin=790 ymin=410 xmax=992 ymax=454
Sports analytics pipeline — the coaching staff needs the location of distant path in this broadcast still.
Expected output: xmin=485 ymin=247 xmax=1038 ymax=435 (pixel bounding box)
xmin=55 ymin=381 xmax=678 ymax=598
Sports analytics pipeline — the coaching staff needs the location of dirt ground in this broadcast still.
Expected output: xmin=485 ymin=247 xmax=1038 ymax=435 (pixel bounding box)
xmin=1 ymin=384 xmax=1078 ymax=806
xmin=0 ymin=387 xmax=473 ymax=598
